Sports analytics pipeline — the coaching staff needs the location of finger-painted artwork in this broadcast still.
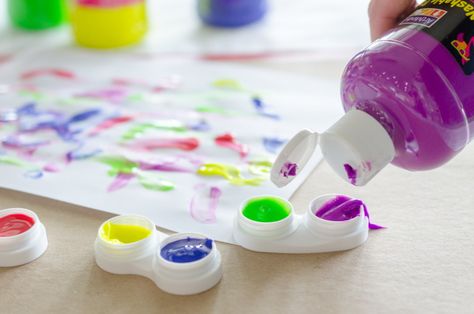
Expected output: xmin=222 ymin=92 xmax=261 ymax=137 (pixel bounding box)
xmin=0 ymin=54 xmax=340 ymax=242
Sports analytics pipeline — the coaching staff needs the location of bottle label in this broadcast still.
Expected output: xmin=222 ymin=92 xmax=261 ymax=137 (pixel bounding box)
xmin=77 ymin=0 xmax=143 ymax=7
xmin=400 ymin=0 xmax=474 ymax=75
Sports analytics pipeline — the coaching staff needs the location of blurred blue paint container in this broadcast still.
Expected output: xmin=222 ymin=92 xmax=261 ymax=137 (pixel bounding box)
xmin=197 ymin=0 xmax=268 ymax=28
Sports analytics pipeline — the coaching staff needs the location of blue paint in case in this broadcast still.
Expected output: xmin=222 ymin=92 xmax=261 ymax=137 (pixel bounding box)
xmin=197 ymin=0 xmax=268 ymax=28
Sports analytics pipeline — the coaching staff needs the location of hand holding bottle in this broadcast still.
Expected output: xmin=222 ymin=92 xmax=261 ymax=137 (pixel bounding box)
xmin=368 ymin=0 xmax=417 ymax=40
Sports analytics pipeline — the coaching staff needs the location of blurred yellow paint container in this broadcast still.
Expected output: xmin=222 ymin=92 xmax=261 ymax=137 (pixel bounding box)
xmin=70 ymin=0 xmax=147 ymax=49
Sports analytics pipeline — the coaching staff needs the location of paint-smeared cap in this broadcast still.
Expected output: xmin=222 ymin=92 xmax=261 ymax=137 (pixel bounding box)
xmin=320 ymin=109 xmax=395 ymax=186
xmin=271 ymin=129 xmax=319 ymax=188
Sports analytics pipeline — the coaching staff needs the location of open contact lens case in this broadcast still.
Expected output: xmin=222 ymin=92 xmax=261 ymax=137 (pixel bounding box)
xmin=94 ymin=215 xmax=223 ymax=295
xmin=0 ymin=208 xmax=48 ymax=267
xmin=233 ymin=194 xmax=370 ymax=253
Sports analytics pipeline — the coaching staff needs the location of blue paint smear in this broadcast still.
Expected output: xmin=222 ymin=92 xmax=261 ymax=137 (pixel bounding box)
xmin=263 ymin=137 xmax=286 ymax=154
xmin=160 ymin=237 xmax=213 ymax=263
xmin=189 ymin=119 xmax=211 ymax=132
xmin=252 ymin=97 xmax=280 ymax=120
xmin=67 ymin=109 xmax=102 ymax=124
xmin=24 ymin=169 xmax=43 ymax=179
xmin=16 ymin=103 xmax=104 ymax=142
xmin=66 ymin=143 xmax=102 ymax=161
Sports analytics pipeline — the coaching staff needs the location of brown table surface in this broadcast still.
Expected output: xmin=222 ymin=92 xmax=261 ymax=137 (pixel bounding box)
xmin=1 ymin=63 xmax=474 ymax=314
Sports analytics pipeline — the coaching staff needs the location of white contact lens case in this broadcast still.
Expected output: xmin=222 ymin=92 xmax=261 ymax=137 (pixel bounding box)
xmin=0 ymin=208 xmax=48 ymax=267
xmin=233 ymin=194 xmax=369 ymax=253
xmin=94 ymin=215 xmax=223 ymax=295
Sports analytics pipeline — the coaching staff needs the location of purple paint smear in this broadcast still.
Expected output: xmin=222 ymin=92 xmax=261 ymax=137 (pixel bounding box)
xmin=344 ymin=164 xmax=357 ymax=185
xmin=189 ymin=184 xmax=222 ymax=224
xmin=315 ymin=195 xmax=384 ymax=230
xmin=280 ymin=162 xmax=298 ymax=178
xmin=139 ymin=161 xmax=193 ymax=173
xmin=107 ymin=173 xmax=135 ymax=192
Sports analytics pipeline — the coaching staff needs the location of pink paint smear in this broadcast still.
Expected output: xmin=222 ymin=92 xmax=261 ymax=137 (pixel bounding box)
xmin=125 ymin=138 xmax=200 ymax=151
xmin=215 ymin=133 xmax=248 ymax=158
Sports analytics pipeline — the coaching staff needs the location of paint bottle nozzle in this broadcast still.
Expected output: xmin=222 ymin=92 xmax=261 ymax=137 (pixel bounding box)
xmin=320 ymin=109 xmax=395 ymax=186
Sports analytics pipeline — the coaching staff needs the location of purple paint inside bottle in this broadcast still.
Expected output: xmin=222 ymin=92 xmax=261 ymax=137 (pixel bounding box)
xmin=160 ymin=237 xmax=213 ymax=263
xmin=343 ymin=164 xmax=357 ymax=185
xmin=342 ymin=27 xmax=474 ymax=171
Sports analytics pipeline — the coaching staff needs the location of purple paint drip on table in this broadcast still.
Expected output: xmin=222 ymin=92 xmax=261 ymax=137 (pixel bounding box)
xmin=160 ymin=237 xmax=213 ymax=263
xmin=315 ymin=195 xmax=383 ymax=230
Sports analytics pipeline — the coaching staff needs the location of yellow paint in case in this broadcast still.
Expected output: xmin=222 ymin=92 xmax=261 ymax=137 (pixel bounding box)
xmin=70 ymin=0 xmax=147 ymax=49
xmin=100 ymin=221 xmax=151 ymax=244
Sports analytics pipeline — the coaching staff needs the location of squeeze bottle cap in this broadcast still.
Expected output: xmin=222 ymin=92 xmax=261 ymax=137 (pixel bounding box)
xmin=320 ymin=109 xmax=395 ymax=186
xmin=270 ymin=129 xmax=319 ymax=187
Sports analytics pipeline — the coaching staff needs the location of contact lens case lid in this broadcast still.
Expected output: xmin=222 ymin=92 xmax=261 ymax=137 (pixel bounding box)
xmin=271 ymin=129 xmax=319 ymax=188
xmin=0 ymin=208 xmax=48 ymax=267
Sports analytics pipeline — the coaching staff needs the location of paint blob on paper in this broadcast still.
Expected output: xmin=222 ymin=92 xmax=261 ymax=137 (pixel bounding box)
xmin=215 ymin=133 xmax=248 ymax=158
xmin=197 ymin=163 xmax=265 ymax=186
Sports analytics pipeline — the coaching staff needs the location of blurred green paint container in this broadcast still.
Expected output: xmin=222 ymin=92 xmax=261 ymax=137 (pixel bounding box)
xmin=8 ymin=0 xmax=67 ymax=30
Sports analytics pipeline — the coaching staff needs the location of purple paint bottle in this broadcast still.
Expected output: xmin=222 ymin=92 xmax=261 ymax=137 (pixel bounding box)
xmin=197 ymin=0 xmax=267 ymax=28
xmin=320 ymin=1 xmax=474 ymax=186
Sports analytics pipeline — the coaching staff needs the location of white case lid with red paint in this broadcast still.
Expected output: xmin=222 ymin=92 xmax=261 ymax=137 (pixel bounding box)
xmin=0 ymin=208 xmax=48 ymax=267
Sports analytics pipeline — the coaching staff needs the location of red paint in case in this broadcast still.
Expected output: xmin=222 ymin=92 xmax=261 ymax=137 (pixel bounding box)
xmin=0 ymin=208 xmax=48 ymax=267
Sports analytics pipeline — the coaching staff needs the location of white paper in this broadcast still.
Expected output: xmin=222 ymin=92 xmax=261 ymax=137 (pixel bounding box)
xmin=0 ymin=47 xmax=344 ymax=243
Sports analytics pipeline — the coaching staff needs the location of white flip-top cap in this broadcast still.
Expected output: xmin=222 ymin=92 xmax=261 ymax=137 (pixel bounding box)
xmin=320 ymin=109 xmax=395 ymax=186
xmin=271 ymin=129 xmax=319 ymax=187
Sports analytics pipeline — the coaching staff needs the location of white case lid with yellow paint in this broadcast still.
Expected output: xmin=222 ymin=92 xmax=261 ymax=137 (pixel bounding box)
xmin=94 ymin=215 xmax=223 ymax=296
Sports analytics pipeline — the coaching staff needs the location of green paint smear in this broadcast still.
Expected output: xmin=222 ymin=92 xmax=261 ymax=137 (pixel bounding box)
xmin=195 ymin=104 xmax=229 ymax=114
xmin=0 ymin=155 xmax=37 ymax=169
xmin=97 ymin=156 xmax=139 ymax=176
xmin=242 ymin=197 xmax=291 ymax=223
xmin=137 ymin=172 xmax=175 ymax=191
xmin=197 ymin=163 xmax=265 ymax=186
xmin=127 ymin=93 xmax=144 ymax=102
xmin=19 ymin=90 xmax=44 ymax=100
xmin=122 ymin=121 xmax=187 ymax=140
